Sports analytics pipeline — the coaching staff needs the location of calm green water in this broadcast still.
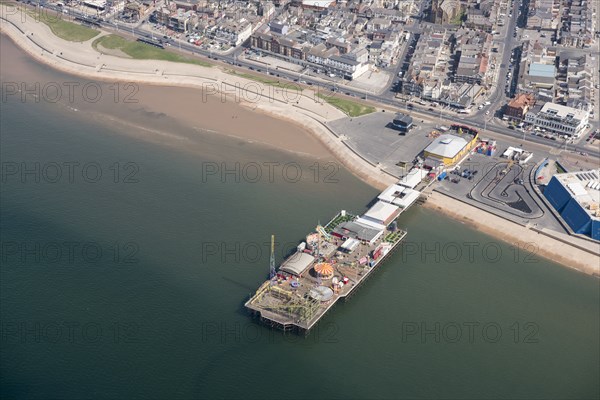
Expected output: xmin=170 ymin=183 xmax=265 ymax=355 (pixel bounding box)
xmin=1 ymin=37 xmax=599 ymax=400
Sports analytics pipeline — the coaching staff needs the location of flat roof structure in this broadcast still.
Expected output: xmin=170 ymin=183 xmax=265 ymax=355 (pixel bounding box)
xmin=399 ymin=168 xmax=428 ymax=189
xmin=554 ymin=170 xmax=600 ymax=214
xmin=355 ymin=217 xmax=387 ymax=231
xmin=539 ymin=103 xmax=589 ymax=123
xmin=377 ymin=184 xmax=421 ymax=209
xmin=278 ymin=252 xmax=315 ymax=275
xmin=544 ymin=169 xmax=600 ymax=240
xmin=332 ymin=221 xmax=384 ymax=243
xmin=82 ymin=0 xmax=106 ymax=9
xmin=362 ymin=201 xmax=401 ymax=226
xmin=302 ymin=0 xmax=335 ymax=8
xmin=529 ymin=62 xmax=555 ymax=78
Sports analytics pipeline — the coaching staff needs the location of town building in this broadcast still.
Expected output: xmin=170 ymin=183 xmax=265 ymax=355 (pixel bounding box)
xmin=526 ymin=0 xmax=561 ymax=31
xmin=358 ymin=201 xmax=402 ymax=228
xmin=377 ymin=184 xmax=421 ymax=209
xmin=214 ymin=20 xmax=252 ymax=46
xmin=544 ymin=169 xmax=600 ymax=240
xmin=558 ymin=0 xmax=595 ymax=48
xmin=392 ymin=112 xmax=413 ymax=133
xmin=504 ymin=93 xmax=536 ymax=121
xmin=525 ymin=103 xmax=590 ymax=137
xmin=556 ymin=53 xmax=594 ymax=110
xmin=430 ymin=0 xmax=462 ymax=24
xmin=398 ymin=168 xmax=428 ymax=189
xmin=423 ymin=132 xmax=478 ymax=165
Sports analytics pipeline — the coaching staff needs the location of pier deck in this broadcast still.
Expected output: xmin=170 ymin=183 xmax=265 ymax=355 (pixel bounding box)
xmin=245 ymin=212 xmax=407 ymax=333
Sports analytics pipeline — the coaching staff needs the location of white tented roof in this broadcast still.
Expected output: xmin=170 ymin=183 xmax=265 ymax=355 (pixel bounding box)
xmin=279 ymin=252 xmax=314 ymax=276
xmin=425 ymin=134 xmax=468 ymax=158
xmin=340 ymin=238 xmax=360 ymax=252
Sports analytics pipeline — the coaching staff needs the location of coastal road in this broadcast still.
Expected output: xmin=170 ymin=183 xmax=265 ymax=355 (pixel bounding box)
xmin=17 ymin=2 xmax=600 ymax=159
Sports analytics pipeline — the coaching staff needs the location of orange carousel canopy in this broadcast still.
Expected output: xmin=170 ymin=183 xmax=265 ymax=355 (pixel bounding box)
xmin=314 ymin=262 xmax=334 ymax=276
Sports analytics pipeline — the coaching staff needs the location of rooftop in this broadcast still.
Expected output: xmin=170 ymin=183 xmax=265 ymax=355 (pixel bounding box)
xmin=333 ymin=220 xmax=384 ymax=242
xmin=529 ymin=62 xmax=555 ymax=78
xmin=553 ymin=169 xmax=600 ymax=218
xmin=377 ymin=184 xmax=421 ymax=208
xmin=363 ymin=201 xmax=400 ymax=223
xmin=538 ymin=103 xmax=589 ymax=122
xmin=393 ymin=112 xmax=413 ymax=125
xmin=398 ymin=168 xmax=428 ymax=189
xmin=508 ymin=93 xmax=536 ymax=109
xmin=425 ymin=134 xmax=469 ymax=158
xmin=279 ymin=252 xmax=315 ymax=276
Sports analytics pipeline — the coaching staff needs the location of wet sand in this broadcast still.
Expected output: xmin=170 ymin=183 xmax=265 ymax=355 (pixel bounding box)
xmin=0 ymin=14 xmax=397 ymax=188
xmin=120 ymin=85 xmax=334 ymax=159
xmin=2 ymin=20 xmax=598 ymax=274
xmin=0 ymin=34 xmax=331 ymax=160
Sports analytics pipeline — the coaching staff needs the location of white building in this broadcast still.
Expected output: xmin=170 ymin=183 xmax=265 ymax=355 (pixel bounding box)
xmin=502 ymin=147 xmax=534 ymax=165
xmin=356 ymin=201 xmax=401 ymax=230
xmin=325 ymin=55 xmax=369 ymax=79
xmin=525 ymin=103 xmax=589 ymax=137
xmin=398 ymin=168 xmax=428 ymax=189
xmin=83 ymin=0 xmax=107 ymax=11
xmin=377 ymin=184 xmax=421 ymax=209
xmin=302 ymin=0 xmax=336 ymax=9
xmin=214 ymin=21 xmax=252 ymax=46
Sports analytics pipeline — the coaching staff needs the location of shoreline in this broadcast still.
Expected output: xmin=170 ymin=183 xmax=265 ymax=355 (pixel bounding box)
xmin=2 ymin=15 xmax=598 ymax=276
xmin=0 ymin=14 xmax=396 ymax=191
xmin=424 ymin=191 xmax=599 ymax=276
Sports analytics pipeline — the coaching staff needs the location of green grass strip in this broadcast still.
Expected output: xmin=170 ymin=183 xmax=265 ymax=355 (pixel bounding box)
xmin=316 ymin=93 xmax=375 ymax=117
xmin=92 ymin=34 xmax=212 ymax=67
xmin=26 ymin=9 xmax=99 ymax=42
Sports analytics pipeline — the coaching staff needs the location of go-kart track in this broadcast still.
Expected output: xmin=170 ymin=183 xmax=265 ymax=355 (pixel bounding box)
xmin=468 ymin=162 xmax=544 ymax=219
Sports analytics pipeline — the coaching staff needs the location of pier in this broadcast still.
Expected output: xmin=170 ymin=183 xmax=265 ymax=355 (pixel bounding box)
xmin=245 ymin=209 xmax=408 ymax=334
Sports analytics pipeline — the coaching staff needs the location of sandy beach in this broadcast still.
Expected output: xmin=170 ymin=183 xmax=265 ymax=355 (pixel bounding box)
xmin=424 ymin=192 xmax=600 ymax=276
xmin=1 ymin=8 xmax=598 ymax=275
xmin=0 ymin=8 xmax=397 ymax=190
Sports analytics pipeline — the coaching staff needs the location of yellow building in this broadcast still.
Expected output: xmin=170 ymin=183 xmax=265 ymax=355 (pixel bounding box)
xmin=423 ymin=133 xmax=478 ymax=165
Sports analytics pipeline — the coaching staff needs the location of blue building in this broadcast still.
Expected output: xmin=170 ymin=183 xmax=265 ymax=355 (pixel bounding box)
xmin=544 ymin=169 xmax=600 ymax=241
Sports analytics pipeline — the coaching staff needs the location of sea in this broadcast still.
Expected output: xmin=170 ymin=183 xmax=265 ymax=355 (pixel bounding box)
xmin=1 ymin=35 xmax=599 ymax=400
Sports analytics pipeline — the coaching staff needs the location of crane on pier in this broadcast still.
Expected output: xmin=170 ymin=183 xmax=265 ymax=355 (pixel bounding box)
xmin=269 ymin=235 xmax=276 ymax=284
